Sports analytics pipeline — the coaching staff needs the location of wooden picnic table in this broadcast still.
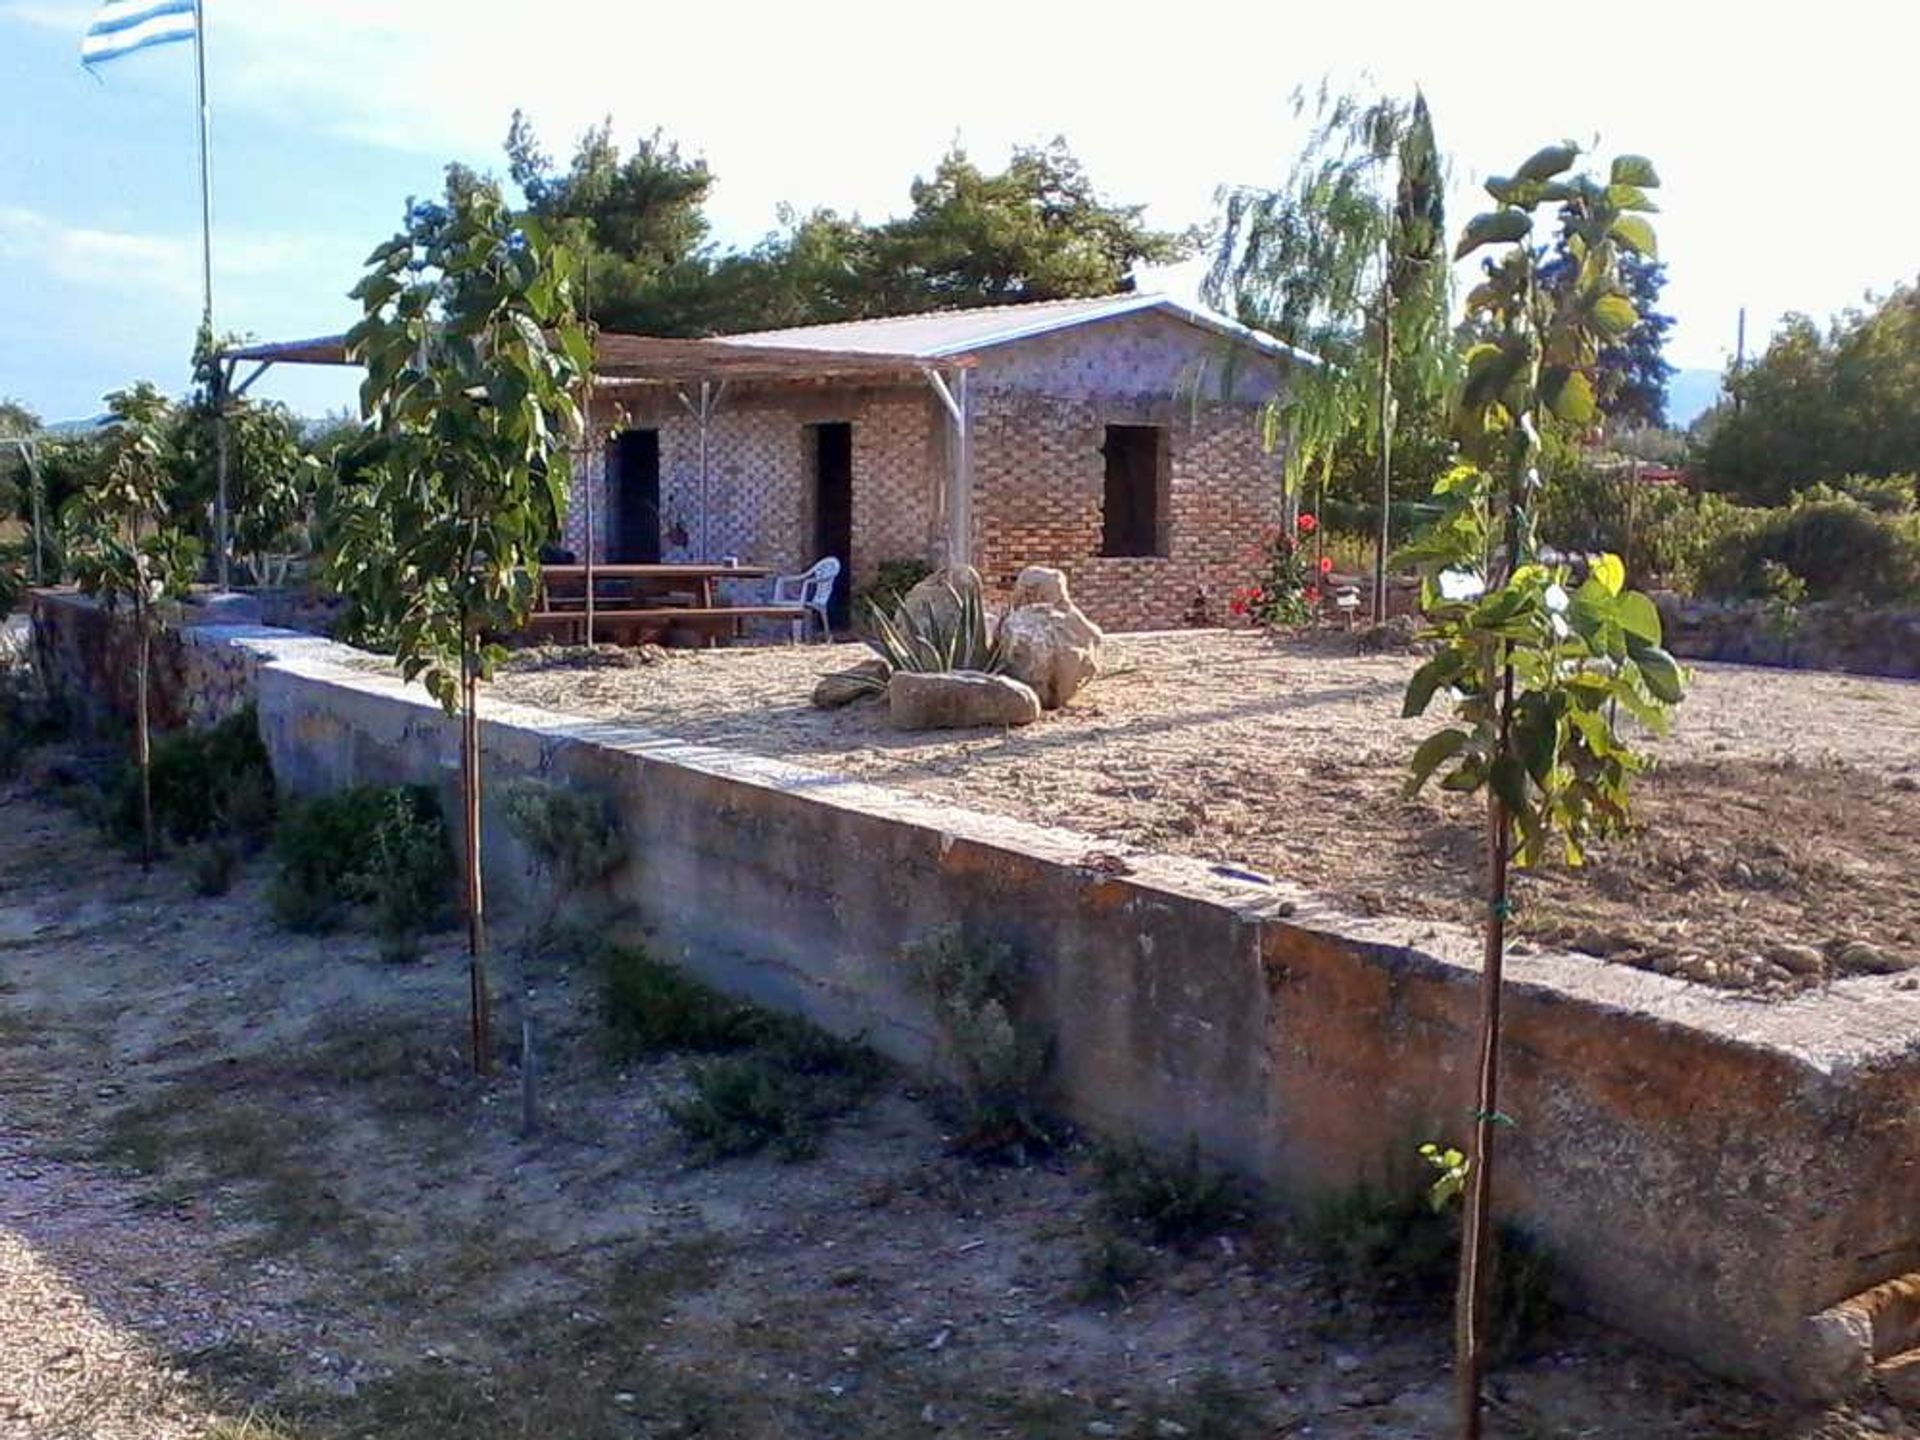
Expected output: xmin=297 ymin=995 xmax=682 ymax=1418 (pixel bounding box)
xmin=527 ymin=562 xmax=803 ymax=646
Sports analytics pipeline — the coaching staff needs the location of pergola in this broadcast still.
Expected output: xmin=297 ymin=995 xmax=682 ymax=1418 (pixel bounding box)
xmin=214 ymin=331 xmax=980 ymax=593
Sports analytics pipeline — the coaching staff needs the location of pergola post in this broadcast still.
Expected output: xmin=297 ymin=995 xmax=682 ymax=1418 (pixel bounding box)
xmin=214 ymin=357 xmax=232 ymax=592
xmin=924 ymin=366 xmax=972 ymax=570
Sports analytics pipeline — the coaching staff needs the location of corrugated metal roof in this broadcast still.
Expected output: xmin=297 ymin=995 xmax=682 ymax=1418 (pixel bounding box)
xmin=723 ymin=292 xmax=1319 ymax=367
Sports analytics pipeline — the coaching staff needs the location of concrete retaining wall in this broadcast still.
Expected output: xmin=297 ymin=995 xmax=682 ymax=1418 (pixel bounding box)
xmin=27 ymin=588 xmax=1920 ymax=1398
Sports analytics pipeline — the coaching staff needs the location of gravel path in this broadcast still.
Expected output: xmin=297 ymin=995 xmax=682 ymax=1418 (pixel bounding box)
xmin=495 ymin=631 xmax=1920 ymax=993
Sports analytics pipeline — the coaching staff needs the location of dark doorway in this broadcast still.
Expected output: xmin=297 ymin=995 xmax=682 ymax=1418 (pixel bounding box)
xmin=612 ymin=428 xmax=661 ymax=563
xmin=1101 ymin=423 xmax=1167 ymax=558
xmin=811 ymin=422 xmax=853 ymax=628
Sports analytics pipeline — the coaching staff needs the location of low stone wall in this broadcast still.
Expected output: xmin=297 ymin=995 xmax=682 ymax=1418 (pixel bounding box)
xmin=1657 ymin=594 xmax=1920 ymax=679
xmin=27 ymin=588 xmax=1920 ymax=1399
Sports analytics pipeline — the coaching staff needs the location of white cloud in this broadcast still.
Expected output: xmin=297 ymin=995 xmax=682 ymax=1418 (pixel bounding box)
xmin=0 ymin=205 xmax=328 ymax=300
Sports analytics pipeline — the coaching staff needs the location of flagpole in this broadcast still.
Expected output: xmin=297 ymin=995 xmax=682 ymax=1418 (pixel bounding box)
xmin=193 ymin=0 xmax=230 ymax=593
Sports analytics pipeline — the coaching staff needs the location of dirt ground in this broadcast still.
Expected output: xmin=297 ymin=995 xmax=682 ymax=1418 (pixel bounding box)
xmin=495 ymin=632 xmax=1920 ymax=994
xmin=1 ymin=787 xmax=1911 ymax=1439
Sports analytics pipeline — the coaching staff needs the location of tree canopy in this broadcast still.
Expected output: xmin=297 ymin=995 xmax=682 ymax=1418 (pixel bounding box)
xmin=1694 ymin=280 xmax=1920 ymax=504
xmin=496 ymin=117 xmax=1189 ymax=335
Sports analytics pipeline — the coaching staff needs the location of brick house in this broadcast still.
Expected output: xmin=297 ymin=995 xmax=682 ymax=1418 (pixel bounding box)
xmin=566 ymin=294 xmax=1311 ymax=632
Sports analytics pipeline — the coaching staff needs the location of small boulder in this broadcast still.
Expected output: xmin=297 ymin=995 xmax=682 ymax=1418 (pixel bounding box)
xmin=898 ymin=564 xmax=984 ymax=633
xmin=999 ymin=566 xmax=1103 ymax=709
xmin=889 ymin=670 xmax=1041 ymax=731
xmin=1007 ymin=564 xmax=1071 ymax=610
xmin=811 ymin=657 xmax=891 ymax=709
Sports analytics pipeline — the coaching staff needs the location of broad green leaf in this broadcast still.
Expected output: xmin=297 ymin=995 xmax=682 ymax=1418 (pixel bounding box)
xmin=1610 ymin=155 xmax=1660 ymax=188
xmin=1406 ymin=728 xmax=1473 ymax=796
xmin=1454 ymin=209 xmax=1531 ymax=260
xmin=1610 ymin=214 xmax=1658 ymax=259
xmin=1403 ymin=651 xmax=1463 ymax=718
xmin=1589 ymin=554 xmax=1626 ymax=598
xmin=1591 ymin=294 xmax=1639 ymax=338
xmin=1515 ymin=143 xmax=1579 ymax=182
xmin=1604 ymin=183 xmax=1659 ymax=213
xmin=1615 ymin=590 xmax=1662 ymax=643
xmin=1544 ymin=369 xmax=1598 ymax=425
xmin=1631 ymin=644 xmax=1686 ymax=703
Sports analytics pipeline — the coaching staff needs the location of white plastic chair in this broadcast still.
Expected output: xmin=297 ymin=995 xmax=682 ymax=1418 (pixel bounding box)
xmin=772 ymin=556 xmax=841 ymax=643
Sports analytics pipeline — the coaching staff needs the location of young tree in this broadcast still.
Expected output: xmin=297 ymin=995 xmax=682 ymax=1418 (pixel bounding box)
xmin=1402 ymin=146 xmax=1685 ymax=1440
xmin=1206 ymin=84 xmax=1453 ymax=609
xmin=64 ymin=383 xmax=202 ymax=870
xmin=331 ymin=178 xmax=592 ymax=1073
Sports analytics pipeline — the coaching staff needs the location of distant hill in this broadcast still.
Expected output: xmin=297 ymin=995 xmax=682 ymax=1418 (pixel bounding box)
xmin=1667 ymin=368 xmax=1723 ymax=428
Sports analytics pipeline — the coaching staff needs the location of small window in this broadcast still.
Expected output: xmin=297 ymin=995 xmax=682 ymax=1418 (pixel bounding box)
xmin=1101 ymin=424 xmax=1167 ymax=558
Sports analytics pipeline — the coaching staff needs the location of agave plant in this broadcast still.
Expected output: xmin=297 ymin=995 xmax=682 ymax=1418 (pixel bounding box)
xmin=850 ymin=582 xmax=1008 ymax=693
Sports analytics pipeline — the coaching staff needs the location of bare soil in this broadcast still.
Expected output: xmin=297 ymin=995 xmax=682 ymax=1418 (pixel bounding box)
xmin=1 ymin=787 xmax=1908 ymax=1438
xmin=493 ymin=632 xmax=1920 ymax=995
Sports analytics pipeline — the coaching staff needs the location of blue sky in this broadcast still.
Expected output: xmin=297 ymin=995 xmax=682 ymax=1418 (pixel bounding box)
xmin=4 ymin=0 xmax=1917 ymax=426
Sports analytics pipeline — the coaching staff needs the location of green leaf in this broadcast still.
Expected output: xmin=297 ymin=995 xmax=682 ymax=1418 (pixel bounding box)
xmin=1604 ymin=184 xmax=1659 ymax=213
xmin=1543 ymin=369 xmax=1597 ymax=425
xmin=1609 ymin=155 xmax=1660 ymax=188
xmin=1402 ymin=651 xmax=1463 ymax=718
xmin=1454 ymin=209 xmax=1531 ymax=260
xmin=1489 ymin=755 xmax=1544 ymax=859
xmin=1615 ymin=590 xmax=1662 ymax=644
xmin=1406 ymin=728 xmax=1472 ymax=796
xmin=1610 ymin=214 xmax=1658 ymax=259
xmin=1515 ymin=143 xmax=1579 ymax=182
xmin=1631 ymin=644 xmax=1686 ymax=703
xmin=1591 ymin=293 xmax=1639 ymax=338
xmin=1589 ymin=554 xmax=1626 ymax=598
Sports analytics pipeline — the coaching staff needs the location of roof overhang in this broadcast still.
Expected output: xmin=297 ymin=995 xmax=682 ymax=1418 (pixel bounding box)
xmin=216 ymin=332 xmax=971 ymax=387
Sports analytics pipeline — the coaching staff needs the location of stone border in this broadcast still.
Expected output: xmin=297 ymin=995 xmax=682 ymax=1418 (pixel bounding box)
xmin=26 ymin=589 xmax=1920 ymax=1398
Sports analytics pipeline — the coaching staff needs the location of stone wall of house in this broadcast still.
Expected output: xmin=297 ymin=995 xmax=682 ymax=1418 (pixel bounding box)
xmin=561 ymin=310 xmax=1293 ymax=631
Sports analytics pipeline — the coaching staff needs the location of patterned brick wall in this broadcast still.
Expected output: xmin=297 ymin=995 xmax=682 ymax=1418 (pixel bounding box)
xmin=567 ymin=385 xmax=941 ymax=600
xmin=561 ymin=309 xmax=1292 ymax=631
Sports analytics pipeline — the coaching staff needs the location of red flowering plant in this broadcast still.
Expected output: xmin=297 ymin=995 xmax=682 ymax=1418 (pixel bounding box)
xmin=1230 ymin=513 xmax=1323 ymax=629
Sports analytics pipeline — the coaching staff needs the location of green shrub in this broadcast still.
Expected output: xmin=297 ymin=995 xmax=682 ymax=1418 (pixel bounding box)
xmin=600 ymin=943 xmax=759 ymax=1060
xmin=502 ymin=777 xmax=624 ymax=895
xmin=0 ymin=634 xmax=65 ymax=779
xmin=852 ymin=557 xmax=933 ymax=624
xmin=668 ymin=1015 xmax=881 ymax=1163
xmin=1074 ymin=1232 xmax=1154 ymax=1305
xmin=1308 ymin=1168 xmax=1556 ymax=1360
xmin=188 ymin=838 xmax=241 ymax=897
xmin=1094 ymin=1138 xmax=1245 ymax=1249
xmin=110 ymin=707 xmax=276 ymax=849
xmin=905 ymin=925 xmax=1052 ymax=1158
xmin=1698 ymin=496 xmax=1920 ymax=602
xmin=269 ymin=784 xmax=449 ymax=950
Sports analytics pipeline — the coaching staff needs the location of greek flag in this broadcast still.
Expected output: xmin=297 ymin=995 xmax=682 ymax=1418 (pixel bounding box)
xmin=82 ymin=0 xmax=198 ymax=66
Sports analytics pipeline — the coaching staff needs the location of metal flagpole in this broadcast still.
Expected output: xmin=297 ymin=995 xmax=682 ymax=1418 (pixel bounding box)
xmin=193 ymin=0 xmax=230 ymax=592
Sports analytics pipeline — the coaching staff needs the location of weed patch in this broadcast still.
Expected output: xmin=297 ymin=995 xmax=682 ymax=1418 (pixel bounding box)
xmin=269 ymin=784 xmax=450 ymax=955
xmin=669 ymin=1016 xmax=882 ymax=1163
xmin=1094 ymin=1138 xmax=1245 ymax=1248
xmin=600 ymin=942 xmax=759 ymax=1059
xmin=905 ymin=924 xmax=1053 ymax=1160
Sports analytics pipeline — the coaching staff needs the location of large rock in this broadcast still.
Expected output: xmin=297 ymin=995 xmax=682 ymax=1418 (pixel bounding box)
xmin=898 ymin=564 xmax=984 ymax=634
xmin=811 ymin=657 xmax=891 ymax=709
xmin=999 ymin=565 xmax=1103 ymax=709
xmin=888 ymin=670 xmax=1041 ymax=731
